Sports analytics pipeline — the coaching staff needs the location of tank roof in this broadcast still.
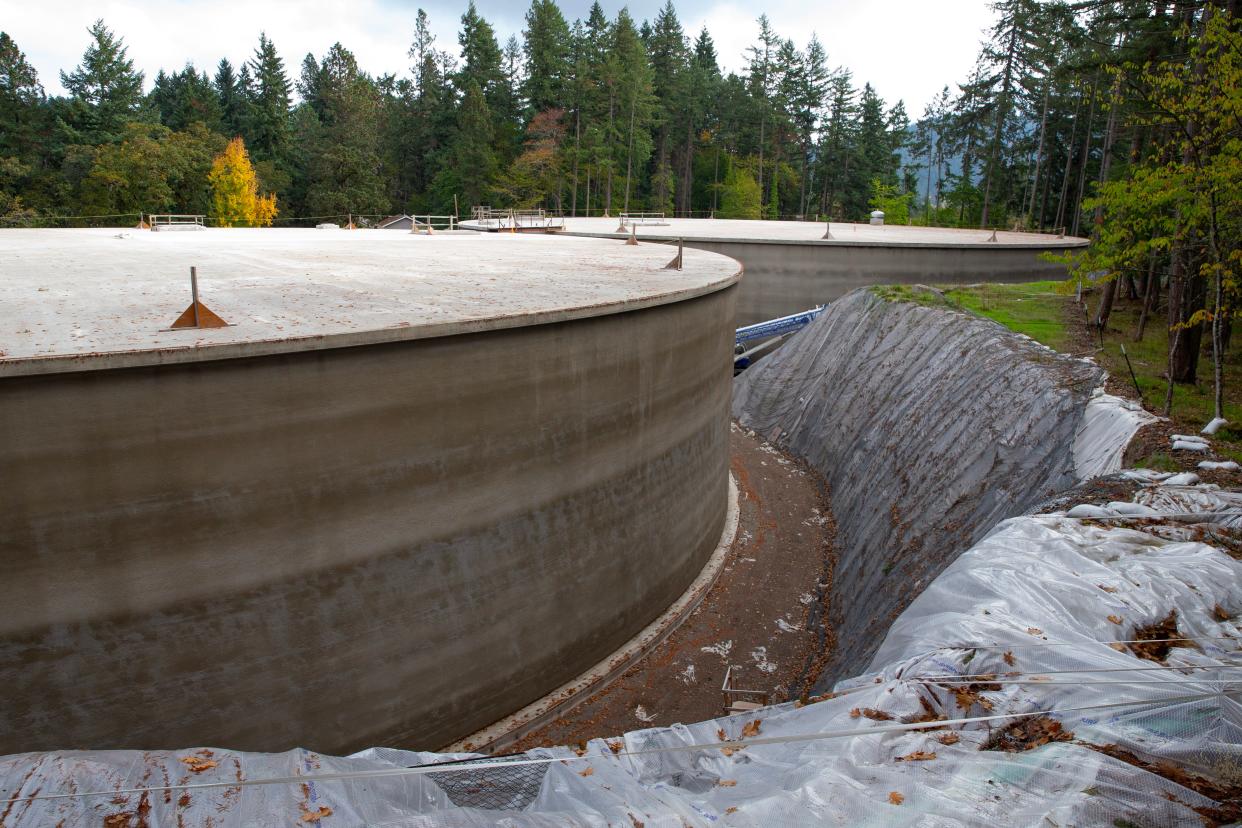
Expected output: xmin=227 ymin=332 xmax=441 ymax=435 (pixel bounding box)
xmin=0 ymin=228 xmax=740 ymax=377
xmin=486 ymin=217 xmax=1088 ymax=248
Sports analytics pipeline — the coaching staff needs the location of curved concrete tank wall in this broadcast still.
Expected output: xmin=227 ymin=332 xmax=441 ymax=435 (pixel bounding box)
xmin=689 ymin=239 xmax=1077 ymax=326
xmin=732 ymin=288 xmax=1107 ymax=687
xmin=538 ymin=218 xmax=1089 ymax=326
xmin=0 ymin=230 xmax=740 ymax=755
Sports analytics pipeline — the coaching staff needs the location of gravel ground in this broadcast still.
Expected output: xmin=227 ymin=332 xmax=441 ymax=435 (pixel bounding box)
xmin=507 ymin=422 xmax=837 ymax=750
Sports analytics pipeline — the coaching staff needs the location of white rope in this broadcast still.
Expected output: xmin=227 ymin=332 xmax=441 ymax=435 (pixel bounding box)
xmin=1055 ymin=511 xmax=1242 ymax=522
xmin=911 ymin=663 xmax=1242 ymax=681
xmin=928 ymin=635 xmax=1240 ymax=652
xmin=2 ymin=689 xmax=1233 ymax=807
xmin=914 ymin=677 xmax=1241 ymax=687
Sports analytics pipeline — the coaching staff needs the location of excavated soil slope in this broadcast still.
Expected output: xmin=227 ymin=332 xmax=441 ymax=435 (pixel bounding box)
xmin=732 ymin=288 xmax=1105 ymax=686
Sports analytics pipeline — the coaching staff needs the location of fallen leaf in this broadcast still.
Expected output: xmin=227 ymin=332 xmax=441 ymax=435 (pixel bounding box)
xmin=717 ymin=728 xmax=727 ymax=741
xmin=718 ymin=779 xmax=737 ymax=787
xmin=725 ymin=807 xmax=738 ymax=814
xmin=937 ymin=733 xmax=960 ymax=745
xmin=578 ymin=767 xmax=595 ymax=777
xmin=1098 ymin=584 xmax=1118 ymax=593
xmin=895 ymin=751 xmax=937 ymax=762
xmin=608 ymin=740 xmax=623 ymax=754
xmin=1003 ymin=651 xmax=1015 ymax=667
xmin=740 ymin=720 xmax=761 ymax=739
xmin=1027 ymin=627 xmax=1043 ymax=636
xmin=179 ymin=757 xmax=218 ymax=774
xmin=888 ymin=792 xmax=905 ymax=805
xmin=851 ymin=707 xmax=893 ymax=721
xmin=1107 ymin=615 xmax=1123 ymax=625
xmin=300 ymin=806 xmax=333 ymax=822
xmin=983 ymin=716 xmax=1073 ymax=752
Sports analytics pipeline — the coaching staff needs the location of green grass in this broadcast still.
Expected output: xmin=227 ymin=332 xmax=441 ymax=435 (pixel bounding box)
xmin=869 ymin=284 xmax=963 ymax=309
xmin=941 ymin=281 xmax=1072 ymax=352
xmin=941 ymin=278 xmax=1242 ymax=465
xmin=1083 ymin=293 xmax=1242 ymax=442
xmin=1133 ymin=451 xmax=1180 ymax=473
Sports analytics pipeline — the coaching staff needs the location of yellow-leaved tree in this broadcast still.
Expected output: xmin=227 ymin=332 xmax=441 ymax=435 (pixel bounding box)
xmin=208 ymin=138 xmax=278 ymax=227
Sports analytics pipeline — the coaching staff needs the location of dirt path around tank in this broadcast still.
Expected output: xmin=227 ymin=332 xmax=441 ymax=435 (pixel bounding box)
xmin=507 ymin=422 xmax=837 ymax=751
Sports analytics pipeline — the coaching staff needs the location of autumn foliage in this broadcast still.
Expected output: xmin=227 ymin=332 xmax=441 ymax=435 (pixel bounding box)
xmin=208 ymin=137 xmax=277 ymax=227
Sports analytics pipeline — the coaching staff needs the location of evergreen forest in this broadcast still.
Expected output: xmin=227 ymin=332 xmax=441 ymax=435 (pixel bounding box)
xmin=0 ymin=0 xmax=1236 ymax=239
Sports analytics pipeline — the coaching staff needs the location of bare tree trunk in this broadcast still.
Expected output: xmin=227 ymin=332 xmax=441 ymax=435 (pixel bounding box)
xmin=1092 ymin=73 xmax=1124 ymax=330
xmin=623 ymin=94 xmax=635 ymax=213
xmin=682 ymin=123 xmax=694 ymax=215
xmin=1026 ymin=84 xmax=1050 ymax=228
xmin=711 ymin=148 xmax=720 ymax=214
xmin=571 ymin=109 xmax=581 ymax=216
xmin=1170 ymin=252 xmax=1205 ymax=384
xmin=1070 ymin=74 xmax=1100 ymax=238
xmin=981 ymin=20 xmax=1020 ymax=228
xmin=1213 ymin=266 xmax=1224 ymax=421
xmin=604 ymin=93 xmax=615 ymax=216
xmin=1164 ymin=325 xmax=1180 ymax=416
xmin=1135 ymin=248 xmax=1159 ymax=341
xmin=1054 ymin=85 xmax=1084 ymax=232
xmin=757 ymin=114 xmax=765 ymax=195
xmin=924 ymin=127 xmax=934 ymax=225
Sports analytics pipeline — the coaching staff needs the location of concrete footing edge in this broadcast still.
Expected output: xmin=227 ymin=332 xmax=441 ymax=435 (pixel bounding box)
xmin=443 ymin=472 xmax=741 ymax=754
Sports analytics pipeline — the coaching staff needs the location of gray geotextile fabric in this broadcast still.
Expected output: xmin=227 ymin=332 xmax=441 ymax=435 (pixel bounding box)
xmin=731 ymin=287 xmax=1105 ymax=689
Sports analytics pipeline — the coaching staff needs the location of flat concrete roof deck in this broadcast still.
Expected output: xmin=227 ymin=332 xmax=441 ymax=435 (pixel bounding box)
xmin=462 ymin=216 xmax=1089 ymax=249
xmin=0 ymin=228 xmax=740 ymax=376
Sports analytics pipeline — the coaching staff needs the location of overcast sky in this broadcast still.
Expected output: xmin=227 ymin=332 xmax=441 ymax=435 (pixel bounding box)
xmin=4 ymin=0 xmax=994 ymax=115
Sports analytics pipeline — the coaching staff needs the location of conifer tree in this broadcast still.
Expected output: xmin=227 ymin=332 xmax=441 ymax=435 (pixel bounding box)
xmin=609 ymin=8 xmax=655 ymax=214
xmin=299 ymin=43 xmax=387 ymax=216
xmin=522 ymin=0 xmax=571 ymax=117
xmin=246 ymin=33 xmax=291 ymax=165
xmin=60 ymin=20 xmax=146 ymax=143
xmin=647 ymin=1 xmax=689 ymax=213
xmin=152 ymin=65 xmax=222 ymax=132
xmin=432 ymin=80 xmax=497 ymax=210
xmin=0 ymin=32 xmax=44 ymax=158
xmin=407 ymin=9 xmax=457 ymax=205
xmin=214 ymin=59 xmax=249 ymax=138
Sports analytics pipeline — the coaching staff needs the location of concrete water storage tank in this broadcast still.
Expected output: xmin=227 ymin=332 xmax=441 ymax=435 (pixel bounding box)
xmin=467 ymin=218 xmax=1089 ymax=326
xmin=0 ymin=228 xmax=741 ymax=755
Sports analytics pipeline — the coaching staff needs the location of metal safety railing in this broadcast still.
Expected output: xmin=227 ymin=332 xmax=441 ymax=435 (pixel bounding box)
xmin=618 ymin=211 xmax=668 ymax=227
xmin=470 ymin=207 xmax=565 ymax=231
xmin=408 ymin=214 xmax=457 ymax=233
xmin=147 ymin=214 xmax=205 ymax=228
xmin=721 ymin=665 xmax=771 ymax=714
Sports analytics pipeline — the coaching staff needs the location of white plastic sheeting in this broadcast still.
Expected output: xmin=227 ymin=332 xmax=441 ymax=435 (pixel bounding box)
xmin=731 ymin=288 xmax=1112 ymax=683
xmin=2 ymin=483 xmax=1239 ymax=826
xmin=1072 ymin=389 xmax=1157 ymax=479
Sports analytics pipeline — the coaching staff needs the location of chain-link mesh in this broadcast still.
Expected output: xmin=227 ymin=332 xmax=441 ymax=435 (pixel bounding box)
xmin=428 ymin=755 xmax=549 ymax=810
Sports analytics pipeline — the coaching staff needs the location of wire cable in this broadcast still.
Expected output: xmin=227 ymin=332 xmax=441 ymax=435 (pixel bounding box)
xmin=2 ymin=689 xmax=1234 ymax=806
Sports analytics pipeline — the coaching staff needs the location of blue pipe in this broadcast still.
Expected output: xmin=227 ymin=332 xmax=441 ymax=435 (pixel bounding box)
xmin=734 ymin=306 xmax=825 ymax=346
